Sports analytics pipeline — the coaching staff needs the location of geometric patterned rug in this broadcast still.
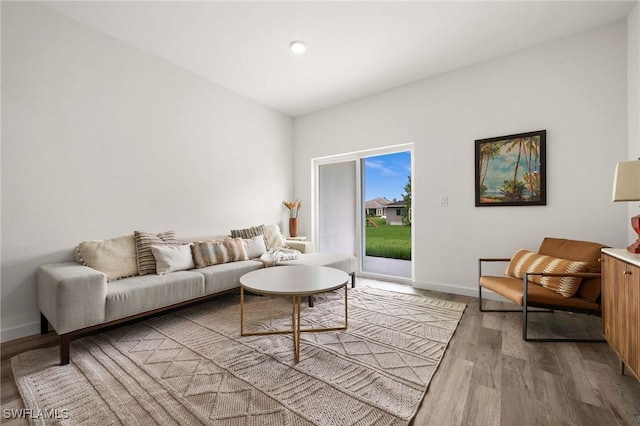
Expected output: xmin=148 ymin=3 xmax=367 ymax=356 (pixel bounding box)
xmin=12 ymin=287 xmax=465 ymax=425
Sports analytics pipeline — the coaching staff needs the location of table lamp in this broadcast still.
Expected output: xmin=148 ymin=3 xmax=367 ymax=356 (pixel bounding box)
xmin=613 ymin=159 xmax=640 ymax=253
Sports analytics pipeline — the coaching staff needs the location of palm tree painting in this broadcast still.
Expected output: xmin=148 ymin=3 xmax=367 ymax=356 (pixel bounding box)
xmin=475 ymin=130 xmax=546 ymax=206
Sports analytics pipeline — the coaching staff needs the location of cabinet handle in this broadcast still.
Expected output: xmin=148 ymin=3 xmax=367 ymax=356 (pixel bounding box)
xmin=623 ymin=270 xmax=632 ymax=275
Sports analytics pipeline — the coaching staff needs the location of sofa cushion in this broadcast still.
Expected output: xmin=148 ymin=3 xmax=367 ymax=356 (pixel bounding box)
xmin=480 ymin=276 xmax=599 ymax=311
xmin=538 ymin=237 xmax=608 ymax=303
xmin=191 ymin=238 xmax=248 ymax=268
xmin=197 ymin=260 xmax=264 ymax=294
xmin=505 ymin=249 xmax=588 ymax=298
xmin=77 ymin=235 xmax=138 ymax=282
xmin=105 ymin=271 xmax=204 ymax=321
xmin=134 ymin=230 xmax=179 ymax=276
xmin=242 ymin=235 xmax=268 ymax=259
xmin=151 ymin=244 xmax=195 ymax=275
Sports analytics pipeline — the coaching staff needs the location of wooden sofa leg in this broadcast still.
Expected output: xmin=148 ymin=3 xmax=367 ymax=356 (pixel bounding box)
xmin=351 ymin=273 xmax=356 ymax=288
xmin=60 ymin=336 xmax=70 ymax=365
xmin=40 ymin=312 xmax=49 ymax=335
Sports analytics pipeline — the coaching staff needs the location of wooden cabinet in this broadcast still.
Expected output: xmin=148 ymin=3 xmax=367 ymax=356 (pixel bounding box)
xmin=602 ymin=249 xmax=640 ymax=380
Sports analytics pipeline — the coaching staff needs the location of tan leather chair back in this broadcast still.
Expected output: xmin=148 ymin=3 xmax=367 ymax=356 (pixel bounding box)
xmin=538 ymin=237 xmax=608 ymax=303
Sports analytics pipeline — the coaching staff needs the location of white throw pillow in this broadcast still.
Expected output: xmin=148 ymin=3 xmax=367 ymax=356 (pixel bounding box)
xmin=243 ymin=235 xmax=268 ymax=258
xmin=264 ymin=224 xmax=288 ymax=250
xmin=77 ymin=235 xmax=138 ymax=282
xmin=151 ymin=244 xmax=195 ymax=275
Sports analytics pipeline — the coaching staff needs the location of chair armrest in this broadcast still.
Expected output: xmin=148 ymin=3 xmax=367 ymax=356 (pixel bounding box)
xmin=38 ymin=262 xmax=107 ymax=334
xmin=478 ymin=257 xmax=511 ymax=278
xmin=479 ymin=257 xmax=512 ymax=262
xmin=525 ymin=272 xmax=601 ymax=278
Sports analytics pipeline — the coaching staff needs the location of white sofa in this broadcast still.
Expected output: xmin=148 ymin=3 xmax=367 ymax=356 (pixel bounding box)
xmin=38 ymin=229 xmax=356 ymax=365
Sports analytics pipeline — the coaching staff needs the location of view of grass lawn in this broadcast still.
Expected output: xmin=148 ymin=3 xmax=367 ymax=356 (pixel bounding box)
xmin=365 ymin=217 xmax=411 ymax=260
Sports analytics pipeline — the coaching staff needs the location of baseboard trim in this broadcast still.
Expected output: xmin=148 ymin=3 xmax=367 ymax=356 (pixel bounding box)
xmin=412 ymin=280 xmax=512 ymax=303
xmin=1 ymin=321 xmax=42 ymax=343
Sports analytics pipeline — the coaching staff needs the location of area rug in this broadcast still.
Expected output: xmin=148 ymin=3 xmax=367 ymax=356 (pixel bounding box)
xmin=12 ymin=286 xmax=465 ymax=425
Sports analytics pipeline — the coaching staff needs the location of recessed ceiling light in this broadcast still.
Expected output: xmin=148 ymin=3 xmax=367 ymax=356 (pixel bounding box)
xmin=289 ymin=40 xmax=306 ymax=55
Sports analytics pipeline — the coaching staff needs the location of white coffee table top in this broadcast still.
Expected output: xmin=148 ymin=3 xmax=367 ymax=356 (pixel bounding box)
xmin=240 ymin=265 xmax=349 ymax=296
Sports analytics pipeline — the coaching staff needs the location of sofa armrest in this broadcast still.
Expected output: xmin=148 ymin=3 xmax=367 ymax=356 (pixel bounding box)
xmin=286 ymin=240 xmax=315 ymax=253
xmin=38 ymin=262 xmax=107 ymax=335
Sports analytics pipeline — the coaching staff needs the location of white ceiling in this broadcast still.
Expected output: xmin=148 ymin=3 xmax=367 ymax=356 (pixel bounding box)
xmin=41 ymin=1 xmax=637 ymax=117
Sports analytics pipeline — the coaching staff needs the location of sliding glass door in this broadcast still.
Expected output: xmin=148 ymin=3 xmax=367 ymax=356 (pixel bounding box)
xmin=314 ymin=145 xmax=413 ymax=281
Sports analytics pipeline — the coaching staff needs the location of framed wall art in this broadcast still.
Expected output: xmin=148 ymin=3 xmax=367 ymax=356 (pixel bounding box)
xmin=475 ymin=130 xmax=546 ymax=207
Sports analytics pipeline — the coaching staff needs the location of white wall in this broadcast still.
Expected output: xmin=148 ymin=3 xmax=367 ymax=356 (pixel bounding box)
xmin=294 ymin=21 xmax=629 ymax=295
xmin=628 ymin=3 xmax=640 ymax=244
xmin=1 ymin=3 xmax=293 ymax=341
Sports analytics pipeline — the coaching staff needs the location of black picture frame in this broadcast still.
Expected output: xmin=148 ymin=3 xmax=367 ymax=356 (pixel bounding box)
xmin=475 ymin=130 xmax=546 ymax=207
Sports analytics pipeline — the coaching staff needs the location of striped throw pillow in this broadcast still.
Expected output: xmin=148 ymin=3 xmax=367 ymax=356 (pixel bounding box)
xmin=134 ymin=230 xmax=178 ymax=275
xmin=191 ymin=238 xmax=248 ymax=268
xmin=230 ymin=225 xmax=267 ymax=248
xmin=505 ymin=249 xmax=589 ymax=298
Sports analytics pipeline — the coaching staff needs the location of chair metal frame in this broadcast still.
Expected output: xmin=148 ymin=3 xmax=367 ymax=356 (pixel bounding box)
xmin=478 ymin=258 xmax=605 ymax=343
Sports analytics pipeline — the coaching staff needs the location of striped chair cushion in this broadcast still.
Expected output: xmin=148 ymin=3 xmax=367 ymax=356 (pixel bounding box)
xmin=191 ymin=238 xmax=248 ymax=268
xmin=505 ymin=249 xmax=589 ymax=298
xmin=134 ymin=230 xmax=178 ymax=275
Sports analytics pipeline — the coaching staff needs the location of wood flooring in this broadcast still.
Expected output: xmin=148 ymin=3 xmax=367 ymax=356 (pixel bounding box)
xmin=2 ymin=278 xmax=639 ymax=425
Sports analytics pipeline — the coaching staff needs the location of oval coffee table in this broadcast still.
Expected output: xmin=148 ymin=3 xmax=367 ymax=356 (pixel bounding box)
xmin=239 ymin=265 xmax=349 ymax=363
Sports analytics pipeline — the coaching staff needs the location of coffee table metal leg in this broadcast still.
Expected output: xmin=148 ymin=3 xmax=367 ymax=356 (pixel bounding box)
xmin=240 ymin=286 xmax=245 ymax=335
xmin=240 ymin=282 xmax=349 ymax=363
xmin=291 ymin=296 xmax=297 ymax=361
xmin=292 ymin=296 xmax=301 ymax=363
xmin=344 ymin=283 xmax=348 ymax=330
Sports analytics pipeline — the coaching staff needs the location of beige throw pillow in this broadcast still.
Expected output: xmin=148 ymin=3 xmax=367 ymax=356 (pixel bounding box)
xmin=134 ymin=230 xmax=178 ymax=275
xmin=505 ymin=249 xmax=589 ymax=298
xmin=151 ymin=244 xmax=195 ymax=275
xmin=77 ymin=235 xmax=138 ymax=282
xmin=243 ymin=235 xmax=268 ymax=258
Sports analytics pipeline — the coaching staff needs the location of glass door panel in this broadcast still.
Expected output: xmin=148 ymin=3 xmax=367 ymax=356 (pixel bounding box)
xmin=318 ymin=161 xmax=357 ymax=255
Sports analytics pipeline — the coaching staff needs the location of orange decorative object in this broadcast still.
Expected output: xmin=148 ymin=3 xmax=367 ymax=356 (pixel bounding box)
xmin=628 ymin=214 xmax=640 ymax=253
xmin=289 ymin=218 xmax=298 ymax=238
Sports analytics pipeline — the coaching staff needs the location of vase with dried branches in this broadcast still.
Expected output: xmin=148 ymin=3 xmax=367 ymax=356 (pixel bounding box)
xmin=282 ymin=199 xmax=302 ymax=237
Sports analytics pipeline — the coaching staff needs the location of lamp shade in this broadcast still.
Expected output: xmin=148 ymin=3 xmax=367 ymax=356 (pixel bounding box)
xmin=612 ymin=160 xmax=640 ymax=202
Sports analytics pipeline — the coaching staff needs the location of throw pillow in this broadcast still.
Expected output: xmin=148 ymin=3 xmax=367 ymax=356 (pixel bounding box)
xmin=191 ymin=237 xmax=248 ymax=268
xmin=264 ymin=224 xmax=288 ymax=250
xmin=231 ymin=224 xmax=265 ymax=239
xmin=230 ymin=224 xmax=268 ymax=248
xmin=134 ymin=230 xmax=179 ymax=275
xmin=243 ymin=235 xmax=268 ymax=258
xmin=505 ymin=249 xmax=589 ymax=298
xmin=151 ymin=244 xmax=195 ymax=275
xmin=74 ymin=246 xmax=88 ymax=266
xmin=77 ymin=235 xmax=138 ymax=282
